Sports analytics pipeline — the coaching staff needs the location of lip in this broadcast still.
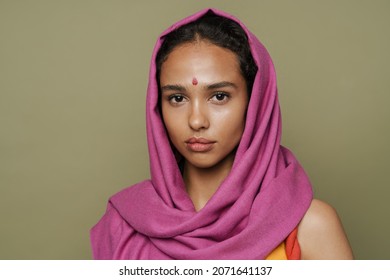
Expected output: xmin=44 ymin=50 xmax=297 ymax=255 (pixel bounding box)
xmin=185 ymin=137 xmax=216 ymax=152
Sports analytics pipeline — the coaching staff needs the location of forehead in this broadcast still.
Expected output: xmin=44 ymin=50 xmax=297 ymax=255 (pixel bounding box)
xmin=160 ymin=41 xmax=241 ymax=82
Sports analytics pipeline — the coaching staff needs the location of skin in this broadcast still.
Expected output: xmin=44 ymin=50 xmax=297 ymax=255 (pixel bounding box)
xmin=298 ymin=199 xmax=354 ymax=259
xmin=159 ymin=40 xmax=353 ymax=259
xmin=160 ymin=40 xmax=248 ymax=210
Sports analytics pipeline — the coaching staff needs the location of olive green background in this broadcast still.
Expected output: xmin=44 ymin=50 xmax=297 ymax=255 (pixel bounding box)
xmin=1 ymin=0 xmax=389 ymax=259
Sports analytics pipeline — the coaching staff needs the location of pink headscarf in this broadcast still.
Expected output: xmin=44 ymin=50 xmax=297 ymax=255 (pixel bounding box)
xmin=90 ymin=8 xmax=313 ymax=259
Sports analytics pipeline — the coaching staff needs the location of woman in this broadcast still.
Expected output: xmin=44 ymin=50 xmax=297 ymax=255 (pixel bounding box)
xmin=90 ymin=8 xmax=353 ymax=260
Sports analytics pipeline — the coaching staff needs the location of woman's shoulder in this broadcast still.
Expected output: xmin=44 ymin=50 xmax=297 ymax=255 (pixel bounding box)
xmin=297 ymin=198 xmax=354 ymax=259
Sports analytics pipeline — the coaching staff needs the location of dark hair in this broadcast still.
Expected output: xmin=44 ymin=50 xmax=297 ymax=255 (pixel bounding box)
xmin=156 ymin=11 xmax=258 ymax=95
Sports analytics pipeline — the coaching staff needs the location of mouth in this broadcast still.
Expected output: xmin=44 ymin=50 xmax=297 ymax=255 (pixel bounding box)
xmin=185 ymin=137 xmax=216 ymax=152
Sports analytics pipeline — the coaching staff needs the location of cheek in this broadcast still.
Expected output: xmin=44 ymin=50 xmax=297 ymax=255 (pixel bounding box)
xmin=220 ymin=108 xmax=247 ymax=147
xmin=162 ymin=107 xmax=184 ymax=141
xmin=212 ymin=105 xmax=247 ymax=132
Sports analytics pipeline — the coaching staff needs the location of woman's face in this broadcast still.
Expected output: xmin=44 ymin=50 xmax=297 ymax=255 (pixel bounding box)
xmin=160 ymin=41 xmax=248 ymax=169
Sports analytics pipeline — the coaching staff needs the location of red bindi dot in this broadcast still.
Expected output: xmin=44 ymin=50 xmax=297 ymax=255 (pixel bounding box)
xmin=192 ymin=77 xmax=198 ymax=86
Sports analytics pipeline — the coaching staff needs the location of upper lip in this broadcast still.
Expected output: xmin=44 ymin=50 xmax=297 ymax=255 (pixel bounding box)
xmin=185 ymin=137 xmax=216 ymax=144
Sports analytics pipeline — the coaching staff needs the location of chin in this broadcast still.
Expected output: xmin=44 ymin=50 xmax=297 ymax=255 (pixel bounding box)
xmin=180 ymin=149 xmax=236 ymax=171
xmin=184 ymin=154 xmax=232 ymax=170
xmin=186 ymin=159 xmax=217 ymax=169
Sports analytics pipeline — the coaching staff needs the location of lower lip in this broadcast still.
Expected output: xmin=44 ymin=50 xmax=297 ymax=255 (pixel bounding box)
xmin=186 ymin=142 xmax=214 ymax=152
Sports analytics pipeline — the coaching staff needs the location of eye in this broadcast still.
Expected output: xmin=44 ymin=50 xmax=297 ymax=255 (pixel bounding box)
xmin=168 ymin=94 xmax=186 ymax=105
xmin=210 ymin=92 xmax=229 ymax=104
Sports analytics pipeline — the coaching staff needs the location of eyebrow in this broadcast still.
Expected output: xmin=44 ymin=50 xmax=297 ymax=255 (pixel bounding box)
xmin=160 ymin=81 xmax=237 ymax=93
xmin=160 ymin=84 xmax=186 ymax=93
xmin=206 ymin=81 xmax=237 ymax=90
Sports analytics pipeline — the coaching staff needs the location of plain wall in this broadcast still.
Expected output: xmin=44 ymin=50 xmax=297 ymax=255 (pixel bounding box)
xmin=1 ymin=0 xmax=389 ymax=259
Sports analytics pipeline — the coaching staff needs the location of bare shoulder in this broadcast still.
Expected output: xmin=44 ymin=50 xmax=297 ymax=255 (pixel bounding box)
xmin=297 ymin=199 xmax=354 ymax=260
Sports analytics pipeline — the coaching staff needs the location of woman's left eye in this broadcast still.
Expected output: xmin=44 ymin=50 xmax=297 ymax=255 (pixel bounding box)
xmin=210 ymin=92 xmax=229 ymax=103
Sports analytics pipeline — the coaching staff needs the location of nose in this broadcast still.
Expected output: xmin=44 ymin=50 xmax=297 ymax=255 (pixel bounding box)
xmin=188 ymin=100 xmax=209 ymax=131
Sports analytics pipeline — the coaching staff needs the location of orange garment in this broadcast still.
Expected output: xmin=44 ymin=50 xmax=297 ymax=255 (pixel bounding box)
xmin=265 ymin=228 xmax=300 ymax=260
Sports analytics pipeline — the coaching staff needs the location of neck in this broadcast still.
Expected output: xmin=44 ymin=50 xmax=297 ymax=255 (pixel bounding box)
xmin=183 ymin=153 xmax=235 ymax=211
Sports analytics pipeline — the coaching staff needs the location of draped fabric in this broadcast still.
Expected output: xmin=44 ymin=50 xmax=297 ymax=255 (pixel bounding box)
xmin=90 ymin=8 xmax=313 ymax=259
xmin=265 ymin=228 xmax=300 ymax=260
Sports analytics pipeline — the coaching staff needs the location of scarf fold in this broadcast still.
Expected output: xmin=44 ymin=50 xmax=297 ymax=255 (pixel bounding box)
xmin=90 ymin=8 xmax=313 ymax=260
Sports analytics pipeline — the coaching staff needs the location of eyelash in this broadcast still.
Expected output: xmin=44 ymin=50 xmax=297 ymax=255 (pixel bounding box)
xmin=167 ymin=94 xmax=186 ymax=105
xmin=166 ymin=92 xmax=230 ymax=105
xmin=210 ymin=92 xmax=230 ymax=103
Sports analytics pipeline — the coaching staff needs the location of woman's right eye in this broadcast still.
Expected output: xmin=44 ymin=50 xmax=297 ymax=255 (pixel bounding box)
xmin=168 ymin=94 xmax=185 ymax=104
